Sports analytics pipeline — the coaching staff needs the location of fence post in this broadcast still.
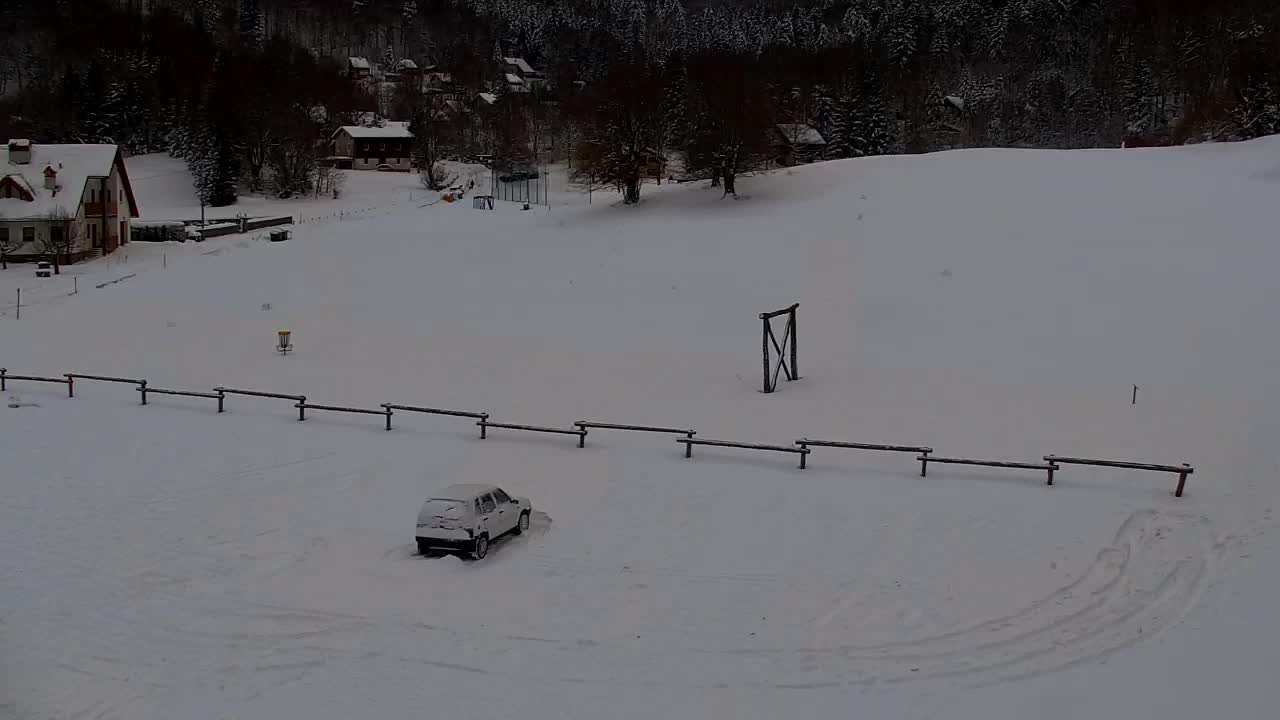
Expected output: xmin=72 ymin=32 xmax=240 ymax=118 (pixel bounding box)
xmin=1 ymin=367 xmax=6 ymax=391
xmin=297 ymin=397 xmax=307 ymax=421
xmin=139 ymin=380 xmax=148 ymax=405
xmin=762 ymin=315 xmax=771 ymax=393
xmin=67 ymin=375 xmax=74 ymax=397
xmin=1047 ymin=464 xmax=1055 ymax=486
xmin=15 ymin=288 xmax=19 ymax=319
xmin=1175 ymin=465 xmax=1190 ymax=497
xmin=789 ymin=305 xmax=798 ymax=381
xmin=216 ymin=389 xmax=225 ymax=413
xmin=920 ymin=456 xmax=929 ymax=477
xmin=385 ymin=407 xmax=392 ymax=431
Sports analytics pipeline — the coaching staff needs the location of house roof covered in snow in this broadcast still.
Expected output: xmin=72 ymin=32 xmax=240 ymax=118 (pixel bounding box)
xmin=478 ymin=92 xmax=498 ymax=105
xmin=502 ymin=57 xmax=534 ymax=75
xmin=331 ymin=122 xmax=413 ymax=140
xmin=504 ymin=73 xmax=525 ymax=85
xmin=348 ymin=57 xmax=371 ymax=71
xmin=396 ymin=59 xmax=419 ymax=72
xmin=0 ymin=143 xmax=138 ymax=220
xmin=776 ymin=124 xmax=826 ymax=146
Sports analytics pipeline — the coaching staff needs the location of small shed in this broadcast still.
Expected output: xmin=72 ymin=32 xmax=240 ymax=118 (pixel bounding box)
xmin=773 ymin=124 xmax=827 ymax=166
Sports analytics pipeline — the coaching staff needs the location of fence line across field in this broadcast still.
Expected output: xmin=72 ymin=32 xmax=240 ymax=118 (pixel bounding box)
xmin=0 ymin=364 xmax=1198 ymax=497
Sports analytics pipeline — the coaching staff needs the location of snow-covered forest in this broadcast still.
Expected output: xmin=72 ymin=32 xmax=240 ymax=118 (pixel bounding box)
xmin=1 ymin=0 xmax=1277 ymax=205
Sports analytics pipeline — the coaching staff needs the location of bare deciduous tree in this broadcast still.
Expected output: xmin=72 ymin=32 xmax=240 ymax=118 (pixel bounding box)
xmin=569 ymin=63 xmax=664 ymax=204
xmin=38 ymin=207 xmax=79 ymax=274
xmin=682 ymin=53 xmax=775 ymax=197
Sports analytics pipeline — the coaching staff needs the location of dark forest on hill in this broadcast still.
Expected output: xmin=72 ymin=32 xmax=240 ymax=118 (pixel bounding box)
xmin=2 ymin=0 xmax=1276 ymax=204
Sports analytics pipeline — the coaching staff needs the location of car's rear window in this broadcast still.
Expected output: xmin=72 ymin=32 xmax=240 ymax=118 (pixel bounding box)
xmin=423 ymin=499 xmax=466 ymax=517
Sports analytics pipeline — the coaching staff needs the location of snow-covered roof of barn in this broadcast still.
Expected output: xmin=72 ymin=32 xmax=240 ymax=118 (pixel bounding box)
xmin=776 ymin=124 xmax=826 ymax=146
xmin=478 ymin=92 xmax=498 ymax=105
xmin=502 ymin=57 xmax=534 ymax=75
xmin=397 ymin=59 xmax=419 ymax=71
xmin=332 ymin=122 xmax=413 ymax=140
xmin=504 ymin=73 xmax=525 ymax=85
xmin=348 ymin=57 xmax=371 ymax=71
xmin=1 ymin=143 xmax=135 ymax=220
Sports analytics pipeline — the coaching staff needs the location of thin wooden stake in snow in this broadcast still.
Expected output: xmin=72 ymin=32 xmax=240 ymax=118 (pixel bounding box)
xmin=1132 ymin=384 xmax=1138 ymax=405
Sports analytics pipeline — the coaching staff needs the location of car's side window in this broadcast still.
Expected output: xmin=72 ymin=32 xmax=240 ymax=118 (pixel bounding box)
xmin=491 ymin=488 xmax=511 ymax=505
xmin=480 ymin=494 xmax=496 ymax=514
xmin=473 ymin=499 xmax=482 ymax=516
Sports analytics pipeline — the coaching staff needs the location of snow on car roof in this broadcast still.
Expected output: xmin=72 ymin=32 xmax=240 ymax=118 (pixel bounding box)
xmin=433 ymin=483 xmax=500 ymax=500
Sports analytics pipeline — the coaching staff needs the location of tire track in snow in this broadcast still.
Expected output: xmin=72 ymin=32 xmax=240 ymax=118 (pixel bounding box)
xmin=134 ymin=508 xmax=1211 ymax=693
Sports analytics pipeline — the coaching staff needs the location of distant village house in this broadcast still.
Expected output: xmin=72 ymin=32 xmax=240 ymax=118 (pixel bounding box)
xmin=1 ymin=140 xmax=139 ymax=264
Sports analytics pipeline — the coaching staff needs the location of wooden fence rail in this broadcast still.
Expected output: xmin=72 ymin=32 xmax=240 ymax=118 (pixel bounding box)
xmin=479 ymin=419 xmax=587 ymax=446
xmin=381 ymin=404 xmax=490 ymax=437
xmin=214 ymin=387 xmax=307 ymax=420
xmin=574 ymin=421 xmax=695 ymax=448
xmin=919 ymin=455 xmax=1058 ymax=485
xmin=0 ymin=368 xmax=74 ymax=396
xmin=65 ymin=373 xmax=144 ymax=386
xmin=679 ymin=437 xmax=810 ymax=469
xmin=797 ymin=439 xmax=931 ymax=458
xmin=141 ymin=386 xmax=225 ymax=412
xmin=1044 ymin=456 xmax=1194 ymax=497
xmin=299 ymin=402 xmax=393 ymax=431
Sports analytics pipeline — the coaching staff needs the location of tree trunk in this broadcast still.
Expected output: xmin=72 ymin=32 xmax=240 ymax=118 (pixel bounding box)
xmin=722 ymin=169 xmax=736 ymax=197
xmin=623 ymin=173 xmax=640 ymax=204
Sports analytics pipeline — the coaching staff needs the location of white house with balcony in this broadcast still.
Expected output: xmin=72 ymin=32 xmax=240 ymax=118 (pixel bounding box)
xmin=0 ymin=140 xmax=139 ymax=264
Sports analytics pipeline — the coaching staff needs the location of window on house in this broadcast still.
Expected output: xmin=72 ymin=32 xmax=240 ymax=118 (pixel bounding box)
xmin=22 ymin=227 xmax=35 ymax=244
xmin=90 ymin=189 xmax=98 ymax=203
xmin=380 ymin=143 xmax=386 ymax=151
xmin=0 ymin=227 xmax=8 ymax=246
xmin=90 ymin=223 xmax=100 ymax=248
xmin=51 ymin=225 xmax=63 ymax=247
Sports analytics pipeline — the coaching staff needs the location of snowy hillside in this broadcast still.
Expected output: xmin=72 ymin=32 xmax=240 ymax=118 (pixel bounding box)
xmin=3 ymin=140 xmax=1280 ymax=720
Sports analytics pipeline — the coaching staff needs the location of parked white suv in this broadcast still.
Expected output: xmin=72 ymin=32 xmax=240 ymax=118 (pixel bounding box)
xmin=416 ymin=483 xmax=532 ymax=559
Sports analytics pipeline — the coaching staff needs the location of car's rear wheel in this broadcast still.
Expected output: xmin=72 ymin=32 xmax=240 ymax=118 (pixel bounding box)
xmin=472 ymin=534 xmax=489 ymax=560
xmin=514 ymin=512 xmax=530 ymax=535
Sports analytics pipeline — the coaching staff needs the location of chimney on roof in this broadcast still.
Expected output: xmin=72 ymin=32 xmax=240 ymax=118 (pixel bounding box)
xmin=7 ymin=139 xmax=32 ymax=165
xmin=43 ymin=165 xmax=58 ymax=191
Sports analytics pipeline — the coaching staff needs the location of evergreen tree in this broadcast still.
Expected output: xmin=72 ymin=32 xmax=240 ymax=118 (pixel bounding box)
xmin=239 ymin=0 xmax=265 ymax=50
xmin=812 ymin=85 xmax=849 ymax=160
xmin=846 ymin=73 xmax=893 ymax=157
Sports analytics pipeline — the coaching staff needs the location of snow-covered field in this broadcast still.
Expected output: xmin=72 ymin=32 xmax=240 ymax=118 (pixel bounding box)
xmin=3 ymin=141 xmax=1279 ymax=719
